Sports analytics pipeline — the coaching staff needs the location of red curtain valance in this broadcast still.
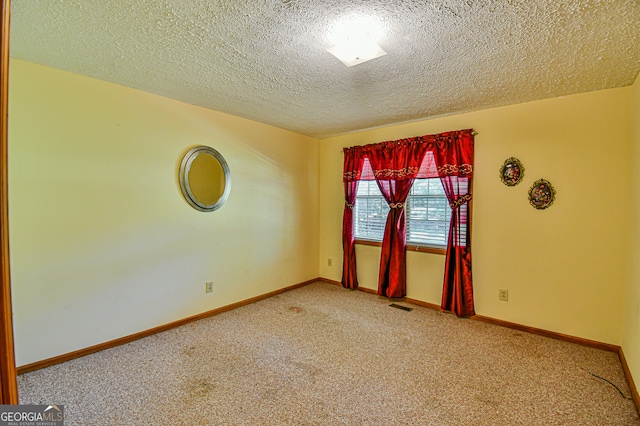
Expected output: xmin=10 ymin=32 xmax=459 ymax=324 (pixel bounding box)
xmin=343 ymin=129 xmax=474 ymax=182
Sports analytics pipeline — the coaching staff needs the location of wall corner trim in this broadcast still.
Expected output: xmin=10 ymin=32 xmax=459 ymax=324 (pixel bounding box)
xmin=620 ymin=347 xmax=640 ymax=414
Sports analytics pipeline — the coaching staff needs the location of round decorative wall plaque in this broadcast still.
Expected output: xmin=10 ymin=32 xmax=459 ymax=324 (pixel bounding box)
xmin=528 ymin=179 xmax=556 ymax=209
xmin=499 ymin=157 xmax=524 ymax=186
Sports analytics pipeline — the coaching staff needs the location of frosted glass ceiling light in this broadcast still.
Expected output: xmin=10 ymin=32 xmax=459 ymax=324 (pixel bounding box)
xmin=326 ymin=15 xmax=387 ymax=67
xmin=327 ymin=40 xmax=387 ymax=67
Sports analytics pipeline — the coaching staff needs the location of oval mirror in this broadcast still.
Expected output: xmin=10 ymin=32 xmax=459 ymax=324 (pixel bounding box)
xmin=179 ymin=146 xmax=231 ymax=212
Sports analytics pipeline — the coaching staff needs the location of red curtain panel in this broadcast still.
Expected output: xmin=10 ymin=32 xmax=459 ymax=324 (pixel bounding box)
xmin=341 ymin=147 xmax=365 ymax=289
xmin=365 ymin=140 xmax=429 ymax=298
xmin=432 ymin=130 xmax=475 ymax=317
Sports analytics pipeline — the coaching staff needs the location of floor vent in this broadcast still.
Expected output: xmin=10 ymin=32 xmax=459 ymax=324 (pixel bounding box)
xmin=389 ymin=303 xmax=413 ymax=312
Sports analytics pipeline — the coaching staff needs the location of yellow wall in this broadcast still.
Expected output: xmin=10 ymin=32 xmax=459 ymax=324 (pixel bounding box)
xmin=319 ymin=87 xmax=633 ymax=345
xmin=623 ymin=73 xmax=640 ymax=388
xmin=8 ymin=59 xmax=319 ymax=366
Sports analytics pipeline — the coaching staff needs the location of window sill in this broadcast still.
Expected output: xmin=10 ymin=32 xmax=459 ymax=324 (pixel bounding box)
xmin=355 ymin=239 xmax=446 ymax=255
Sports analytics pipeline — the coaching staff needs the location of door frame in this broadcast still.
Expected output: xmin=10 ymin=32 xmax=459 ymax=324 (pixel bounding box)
xmin=0 ymin=0 xmax=19 ymax=404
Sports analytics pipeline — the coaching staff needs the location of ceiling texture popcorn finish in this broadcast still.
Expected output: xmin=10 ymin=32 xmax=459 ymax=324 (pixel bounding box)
xmin=9 ymin=0 xmax=640 ymax=138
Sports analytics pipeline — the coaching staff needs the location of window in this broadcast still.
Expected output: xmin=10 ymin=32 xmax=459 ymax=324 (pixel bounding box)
xmin=406 ymin=179 xmax=452 ymax=247
xmin=354 ymin=178 xmax=451 ymax=249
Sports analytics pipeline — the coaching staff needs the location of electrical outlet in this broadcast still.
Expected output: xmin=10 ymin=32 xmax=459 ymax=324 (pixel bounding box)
xmin=499 ymin=289 xmax=509 ymax=301
xmin=206 ymin=281 xmax=214 ymax=293
xmin=328 ymin=258 xmax=333 ymax=266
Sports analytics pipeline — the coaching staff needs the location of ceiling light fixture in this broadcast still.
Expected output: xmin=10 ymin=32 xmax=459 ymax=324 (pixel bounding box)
xmin=326 ymin=15 xmax=387 ymax=67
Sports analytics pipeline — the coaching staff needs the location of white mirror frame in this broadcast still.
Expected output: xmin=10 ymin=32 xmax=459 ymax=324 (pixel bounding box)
xmin=179 ymin=146 xmax=231 ymax=212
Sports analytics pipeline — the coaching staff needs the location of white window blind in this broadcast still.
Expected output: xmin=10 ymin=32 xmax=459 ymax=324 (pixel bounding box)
xmin=354 ymin=180 xmax=390 ymax=240
xmin=406 ymin=179 xmax=451 ymax=247
xmin=354 ymin=174 xmax=452 ymax=248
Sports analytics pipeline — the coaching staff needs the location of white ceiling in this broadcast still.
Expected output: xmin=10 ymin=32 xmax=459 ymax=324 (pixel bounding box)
xmin=9 ymin=0 xmax=640 ymax=138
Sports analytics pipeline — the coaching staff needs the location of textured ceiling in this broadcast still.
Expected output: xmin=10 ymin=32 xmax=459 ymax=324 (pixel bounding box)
xmin=9 ymin=0 xmax=640 ymax=138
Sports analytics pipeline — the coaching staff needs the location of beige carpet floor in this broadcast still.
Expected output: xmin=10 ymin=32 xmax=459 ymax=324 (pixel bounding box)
xmin=18 ymin=282 xmax=640 ymax=425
